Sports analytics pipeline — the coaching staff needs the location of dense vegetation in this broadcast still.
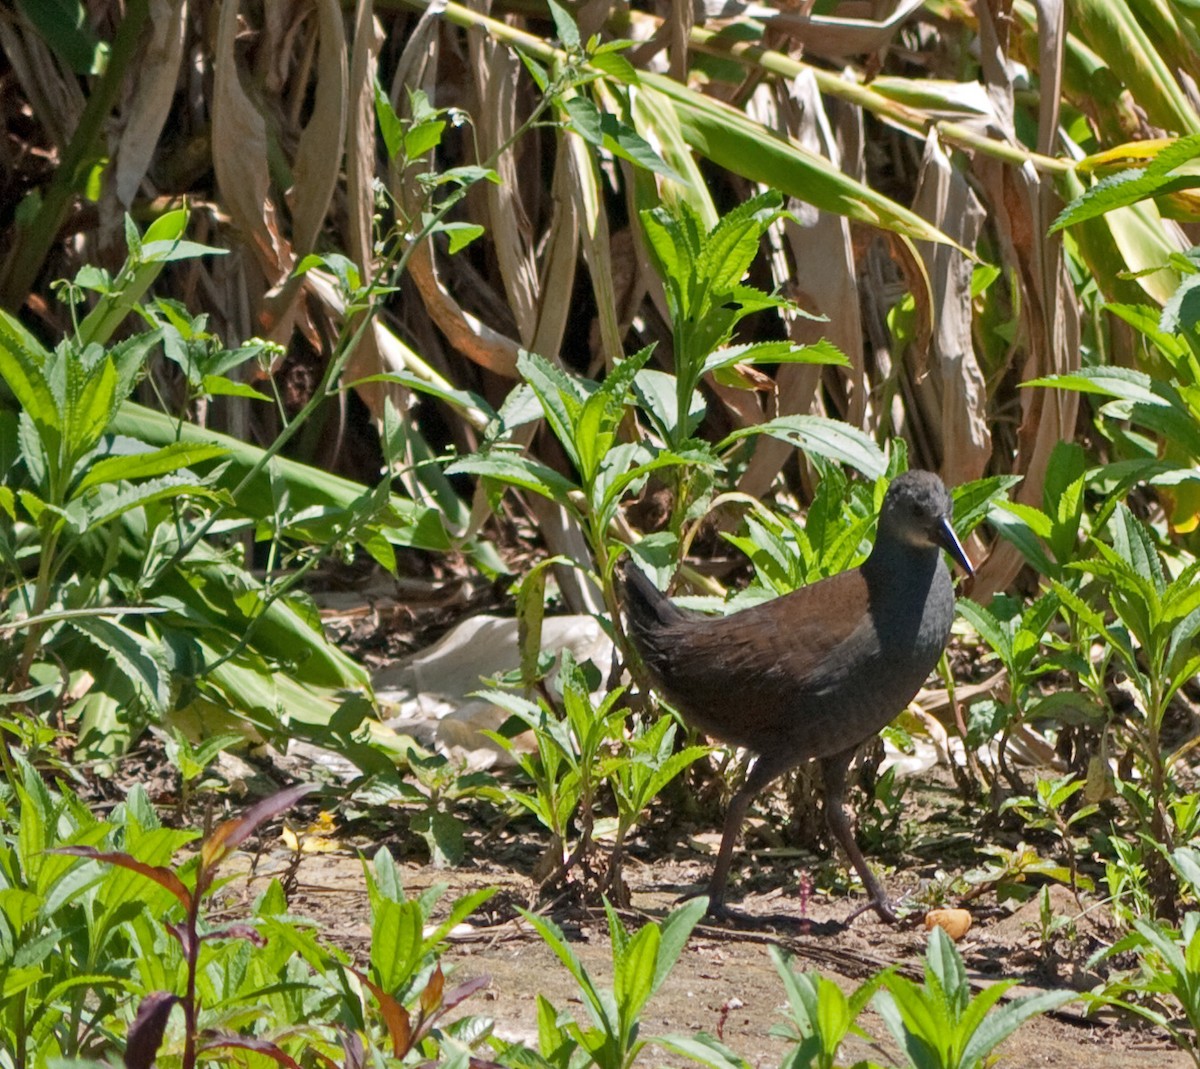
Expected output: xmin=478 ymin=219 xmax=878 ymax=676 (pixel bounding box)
xmin=4 ymin=0 xmax=1200 ymax=1065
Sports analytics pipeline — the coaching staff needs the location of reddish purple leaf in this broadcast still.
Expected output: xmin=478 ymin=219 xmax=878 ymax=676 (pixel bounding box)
xmin=201 ymin=1034 xmax=304 ymax=1068
xmin=124 ymin=991 xmax=180 ymax=1069
xmin=202 ymin=922 xmax=267 ymax=946
xmin=54 ymin=847 xmax=192 ymax=911
xmin=340 ymin=1029 xmax=366 ymax=1069
xmin=348 ymin=966 xmax=412 ymax=1057
xmin=166 ymin=921 xmax=194 ymax=958
xmin=442 ymin=975 xmax=490 ymax=1012
xmin=201 ymin=783 xmax=316 ymax=871
xmin=419 ymin=964 xmax=445 ymax=1016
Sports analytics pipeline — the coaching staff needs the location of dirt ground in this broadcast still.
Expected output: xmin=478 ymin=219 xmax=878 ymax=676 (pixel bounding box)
xmin=104 ymin=577 xmax=1194 ymax=1068
xmin=220 ymin=821 xmax=1188 ymax=1069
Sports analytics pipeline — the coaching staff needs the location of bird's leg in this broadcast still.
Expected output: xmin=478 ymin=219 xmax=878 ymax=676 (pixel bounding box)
xmin=706 ymin=754 xmax=788 ymax=915
xmin=821 ymin=750 xmax=897 ymax=924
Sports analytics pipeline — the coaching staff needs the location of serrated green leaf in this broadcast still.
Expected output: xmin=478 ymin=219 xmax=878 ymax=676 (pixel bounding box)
xmin=76 ymin=441 xmax=228 ymax=493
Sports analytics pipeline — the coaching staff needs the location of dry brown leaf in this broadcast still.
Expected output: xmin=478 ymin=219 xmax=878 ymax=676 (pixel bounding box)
xmin=739 ymin=73 xmax=865 ymax=500
xmin=407 ymin=241 xmax=521 ymax=377
xmin=969 ymin=0 xmax=1079 ymax=600
xmin=565 ymin=132 xmax=622 ymax=371
xmin=910 ymin=132 xmax=991 ymax=486
xmin=715 ymin=0 xmax=927 ymax=60
xmin=288 ymin=0 xmax=348 ymax=260
xmin=110 ymin=0 xmax=188 ymax=210
xmin=468 ymin=33 xmax=540 ymax=344
xmin=530 ymin=144 xmax=580 ymax=360
xmin=213 ymin=0 xmax=292 ymax=280
xmin=346 ymin=0 xmax=382 ymax=278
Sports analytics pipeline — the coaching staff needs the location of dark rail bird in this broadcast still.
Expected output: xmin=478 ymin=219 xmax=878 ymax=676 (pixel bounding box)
xmin=619 ymin=470 xmax=973 ymax=922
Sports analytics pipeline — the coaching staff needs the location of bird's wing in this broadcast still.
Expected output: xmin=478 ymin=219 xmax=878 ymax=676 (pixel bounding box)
xmin=647 ymin=569 xmax=876 ymax=713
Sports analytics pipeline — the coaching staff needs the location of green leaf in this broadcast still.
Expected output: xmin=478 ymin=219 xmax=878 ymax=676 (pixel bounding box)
xmin=370 ymin=898 xmax=424 ymax=993
xmin=374 ymin=80 xmax=408 ymax=160
xmin=959 ymin=988 xmax=1075 ymax=1065
xmin=142 ymin=208 xmax=190 ymax=245
xmin=697 ymin=191 xmax=784 ymax=293
xmin=701 ymin=340 xmax=841 ymax=375
xmin=547 ymin=0 xmax=581 ymax=51
xmin=1026 ymin=365 xmax=1172 ymax=407
xmin=441 ymin=221 xmax=485 ymax=254
xmin=1160 ymin=271 xmax=1200 ymax=334
xmin=405 ymin=117 xmax=447 ymax=160
xmin=720 ymin=414 xmax=887 ymax=478
xmin=1052 ymin=134 xmax=1200 ymax=233
xmin=72 ymin=473 xmax=218 ymax=528
xmin=68 ymin=615 xmax=172 ymax=715
xmin=654 ymin=1034 xmax=752 ymax=1069
xmin=76 ymin=441 xmax=228 ymax=492
xmin=446 ymin=452 xmax=580 ymax=508
xmin=956 ymin=599 xmax=1011 ymax=663
xmin=988 ymin=504 xmax=1057 ymax=576
xmin=0 ymin=310 xmax=60 ymax=433
xmin=651 ymin=896 xmax=706 ymax=999
xmin=198 ymin=375 xmax=272 ymax=401
xmin=614 ymin=921 xmax=659 ymax=1025
xmin=638 ymin=78 xmax=959 ymax=247
xmin=562 ymin=95 xmax=681 ymax=180
xmin=520 ymin=908 xmax=612 ymax=1033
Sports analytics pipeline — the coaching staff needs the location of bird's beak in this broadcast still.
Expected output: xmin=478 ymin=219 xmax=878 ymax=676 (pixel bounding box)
xmin=935 ymin=517 xmax=974 ymax=577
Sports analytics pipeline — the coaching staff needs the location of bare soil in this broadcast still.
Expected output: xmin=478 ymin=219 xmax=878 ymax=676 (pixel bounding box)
xmin=219 ymin=814 xmax=1187 ymax=1069
xmin=98 ymin=576 xmax=1194 ymax=1068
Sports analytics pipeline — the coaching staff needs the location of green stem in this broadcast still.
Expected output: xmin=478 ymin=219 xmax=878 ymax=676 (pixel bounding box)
xmin=685 ymin=26 xmax=1071 ymax=176
xmin=162 ymin=89 xmax=556 ymax=578
xmin=14 ymin=523 xmax=64 ymax=688
xmin=391 ymin=0 xmax=1072 ymax=177
xmin=0 ymin=0 xmax=152 ymax=310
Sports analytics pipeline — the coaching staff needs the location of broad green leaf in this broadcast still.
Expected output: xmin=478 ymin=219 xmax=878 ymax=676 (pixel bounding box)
xmin=654 ymin=1033 xmax=751 ymax=1069
xmin=720 ymin=414 xmax=887 ymax=478
xmin=199 ymin=375 xmax=271 ymax=401
xmin=547 ymin=0 xmax=580 ymax=51
xmin=0 ymin=310 xmax=59 ymax=432
xmin=1054 ymin=134 xmax=1200 ymax=232
xmin=960 ymin=988 xmax=1075 ymax=1066
xmin=956 ymin=599 xmax=1011 ymax=663
xmin=696 ymin=191 xmax=784 ymax=293
xmin=370 ymin=898 xmax=424 ymax=994
xmin=1067 ymin=1 xmax=1200 ymax=137
xmin=71 ymin=474 xmax=218 ymax=528
xmin=614 ymin=922 xmax=659 ymax=1024
xmin=67 ymin=615 xmax=172 ymax=715
xmin=651 ymin=896 xmax=706 ymax=998
xmin=562 ymin=95 xmax=681 ymax=181
xmin=446 ymin=452 xmax=580 ymax=508
xmin=637 ymin=78 xmax=958 ymax=247
xmin=76 ymin=442 xmax=228 ymax=493
xmin=520 ymin=908 xmax=611 ymax=1032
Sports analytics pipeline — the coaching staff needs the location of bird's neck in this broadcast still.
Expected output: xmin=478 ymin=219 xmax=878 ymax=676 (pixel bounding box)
xmin=861 ymin=534 xmax=941 ymax=594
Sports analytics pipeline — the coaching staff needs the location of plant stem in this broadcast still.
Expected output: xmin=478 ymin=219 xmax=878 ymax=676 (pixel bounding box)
xmin=0 ymin=0 xmax=152 ymax=308
xmin=686 ymin=26 xmax=1071 ymax=176
xmin=14 ymin=523 xmax=64 ymax=688
xmin=391 ymin=0 xmax=1072 ymax=177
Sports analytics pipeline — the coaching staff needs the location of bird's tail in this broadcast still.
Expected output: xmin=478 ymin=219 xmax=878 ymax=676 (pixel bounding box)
xmin=618 ymin=558 xmax=684 ymax=636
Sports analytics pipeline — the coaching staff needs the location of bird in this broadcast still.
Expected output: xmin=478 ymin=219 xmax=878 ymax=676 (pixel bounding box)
xmin=618 ymin=470 xmax=973 ymax=922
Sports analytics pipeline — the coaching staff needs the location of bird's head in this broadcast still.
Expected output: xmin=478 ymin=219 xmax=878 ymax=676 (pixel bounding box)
xmin=878 ymin=470 xmax=974 ymax=576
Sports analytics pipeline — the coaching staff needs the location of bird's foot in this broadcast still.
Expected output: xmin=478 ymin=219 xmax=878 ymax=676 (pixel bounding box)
xmin=844 ymin=894 xmax=898 ymax=925
xmin=704 ymin=897 xmax=731 ymax=921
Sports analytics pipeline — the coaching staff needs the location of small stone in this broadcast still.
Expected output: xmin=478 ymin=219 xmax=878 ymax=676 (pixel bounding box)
xmin=925 ymin=908 xmax=972 ymax=941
